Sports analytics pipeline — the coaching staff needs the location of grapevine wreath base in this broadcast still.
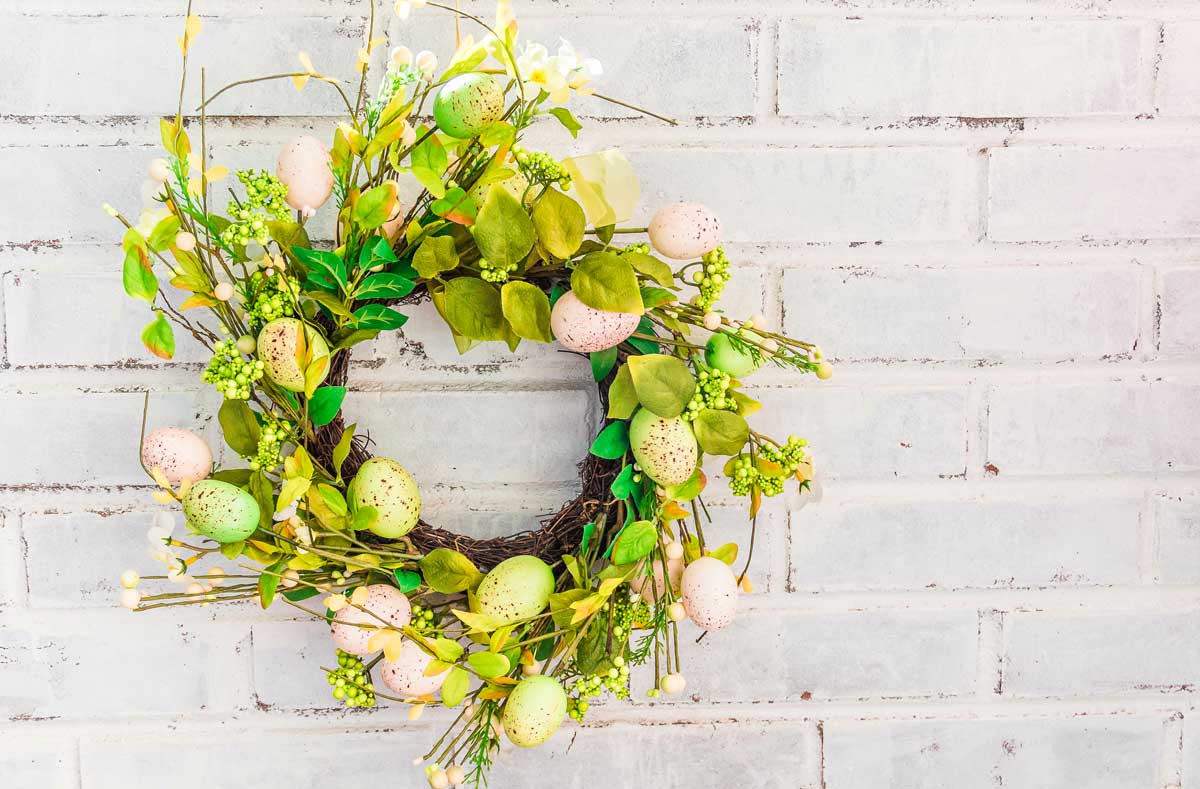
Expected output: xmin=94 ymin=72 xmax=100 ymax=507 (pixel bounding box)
xmin=112 ymin=1 xmax=831 ymax=786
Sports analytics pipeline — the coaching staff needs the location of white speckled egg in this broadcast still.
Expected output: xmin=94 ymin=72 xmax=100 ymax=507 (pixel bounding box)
xmin=140 ymin=427 xmax=212 ymax=486
xmin=647 ymin=202 xmax=721 ymax=260
xmin=330 ymin=584 xmax=412 ymax=655
xmin=550 ymin=291 xmax=640 ymax=353
xmin=680 ymin=556 xmax=738 ymax=631
xmin=629 ymin=555 xmax=683 ymax=604
xmin=380 ymin=638 xmax=450 ymax=698
xmin=276 ymin=135 xmax=334 ymax=215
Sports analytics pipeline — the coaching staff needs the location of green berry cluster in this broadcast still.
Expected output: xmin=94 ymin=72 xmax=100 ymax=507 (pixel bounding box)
xmin=250 ymin=419 xmax=291 ymax=472
xmin=513 ymin=147 xmax=571 ymax=189
xmin=220 ymin=170 xmax=290 ymax=248
xmin=690 ymin=246 xmax=730 ymax=311
xmin=682 ymin=367 xmax=736 ymax=422
xmin=479 ymin=257 xmax=518 ymax=283
xmin=617 ymin=242 xmax=651 ymax=256
xmin=327 ymin=649 xmax=376 ymax=708
xmin=728 ymin=454 xmax=785 ymax=497
xmin=568 ymin=654 xmax=631 ymax=721
xmin=243 ymin=270 xmax=298 ymax=331
xmin=410 ymin=602 xmax=438 ymax=633
xmin=757 ymin=435 xmax=809 ymax=475
xmin=201 ymin=339 xmax=265 ymax=400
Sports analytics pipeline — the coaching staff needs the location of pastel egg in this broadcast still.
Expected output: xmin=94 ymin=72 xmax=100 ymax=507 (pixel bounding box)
xmin=276 ymin=135 xmax=334 ymax=214
xmin=501 ymin=674 xmax=568 ymax=748
xmin=704 ymin=331 xmax=763 ymax=379
xmin=648 ymin=202 xmax=721 ymax=260
xmin=680 ymin=556 xmax=738 ymax=631
xmin=433 ymin=73 xmax=505 ymax=139
xmin=258 ymin=317 xmax=329 ymax=393
xmin=181 ymin=479 xmax=259 ymax=544
xmin=550 ymin=291 xmax=640 ymax=353
xmin=380 ymin=639 xmax=450 ymax=698
xmin=629 ymin=554 xmax=683 ymax=604
xmin=347 ymin=457 xmax=421 ymax=539
xmin=330 ymin=584 xmax=413 ymax=655
xmin=475 ymin=555 xmax=555 ymax=624
xmin=141 ymin=427 xmax=212 ymax=486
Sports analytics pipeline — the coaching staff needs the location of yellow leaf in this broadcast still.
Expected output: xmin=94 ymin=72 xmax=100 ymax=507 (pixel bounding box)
xmin=597 ymin=577 xmax=623 ymax=598
xmin=187 ymin=177 xmax=202 ymax=197
xmin=562 ymin=150 xmax=640 ymax=227
xmin=355 ymin=48 xmax=370 ymax=74
xmin=292 ymin=74 xmax=311 ymax=91
xmin=204 ymin=165 xmax=228 ymax=183
xmin=382 ymin=632 xmax=404 ymax=661
xmin=276 ymin=476 xmax=311 ymax=513
xmin=151 ymin=490 xmax=175 ymax=505
xmin=149 ymin=466 xmax=172 ymax=489
xmin=180 ymin=294 xmax=218 ymax=310
xmin=177 ymin=14 xmax=203 ymax=55
xmin=350 ymin=586 xmax=370 ymax=605
xmin=299 ymin=51 xmax=316 ymax=73
xmin=739 ymin=575 xmax=754 ymax=594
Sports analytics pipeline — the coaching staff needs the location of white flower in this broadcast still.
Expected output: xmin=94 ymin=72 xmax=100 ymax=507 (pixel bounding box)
xmin=514 ymin=39 xmax=601 ymax=104
xmin=414 ymin=50 xmax=437 ymax=78
xmin=391 ymin=45 xmax=413 ymax=68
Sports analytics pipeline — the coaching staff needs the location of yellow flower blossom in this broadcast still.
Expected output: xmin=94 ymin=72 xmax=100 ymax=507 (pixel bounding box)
xmin=293 ymin=51 xmax=317 ymax=91
xmin=394 ymin=0 xmax=427 ymax=20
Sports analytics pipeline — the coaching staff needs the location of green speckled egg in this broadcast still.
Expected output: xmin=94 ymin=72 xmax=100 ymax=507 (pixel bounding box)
xmin=704 ymin=331 xmax=763 ymax=379
xmin=347 ymin=457 xmax=422 ymax=538
xmin=182 ymin=479 xmax=260 ymax=543
xmin=433 ymin=74 xmax=504 ymax=138
xmin=476 ymin=555 xmax=554 ymax=624
xmin=501 ymin=674 xmax=567 ymax=748
xmin=257 ymin=317 xmax=329 ymax=392
xmin=629 ymin=409 xmax=698 ymax=487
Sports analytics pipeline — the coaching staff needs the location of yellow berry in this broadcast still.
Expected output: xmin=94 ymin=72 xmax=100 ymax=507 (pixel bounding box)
xmin=816 ymin=362 xmax=833 ymax=380
xmin=119 ymin=569 xmax=140 ymax=589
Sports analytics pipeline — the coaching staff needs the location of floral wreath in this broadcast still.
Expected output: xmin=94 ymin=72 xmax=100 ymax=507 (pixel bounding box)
xmin=109 ymin=1 xmax=831 ymax=785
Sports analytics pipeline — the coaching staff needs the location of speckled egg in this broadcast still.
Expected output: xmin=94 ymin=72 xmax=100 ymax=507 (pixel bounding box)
xmin=433 ymin=74 xmax=505 ymax=139
xmin=257 ymin=317 xmax=329 ymax=392
xmin=629 ymin=554 xmax=684 ymax=604
xmin=141 ymin=427 xmax=212 ymax=486
xmin=276 ymin=135 xmax=334 ymax=214
xmin=501 ymin=674 xmax=568 ymax=748
xmin=476 ymin=555 xmax=555 ymax=624
xmin=181 ymin=479 xmax=260 ymax=544
xmin=347 ymin=457 xmax=421 ymax=538
xmin=647 ymin=202 xmax=721 ymax=260
xmin=681 ymin=556 xmax=738 ymax=631
xmin=380 ymin=638 xmax=450 ymax=698
xmin=704 ymin=331 xmax=763 ymax=379
xmin=629 ymin=409 xmax=698 ymax=487
xmin=550 ymin=291 xmax=641 ymax=353
xmin=330 ymin=584 xmax=413 ymax=655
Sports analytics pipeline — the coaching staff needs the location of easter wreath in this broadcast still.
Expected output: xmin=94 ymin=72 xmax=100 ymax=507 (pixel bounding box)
xmin=110 ymin=1 xmax=831 ymax=785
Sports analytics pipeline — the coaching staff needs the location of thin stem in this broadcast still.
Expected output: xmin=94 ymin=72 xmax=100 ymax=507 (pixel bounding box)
xmin=589 ymin=92 xmax=678 ymax=126
xmin=197 ymin=73 xmax=354 ymax=114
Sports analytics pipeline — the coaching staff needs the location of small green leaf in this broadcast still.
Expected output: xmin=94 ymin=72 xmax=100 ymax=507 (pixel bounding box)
xmin=640 ymin=286 xmax=677 ymax=309
xmin=147 ymin=215 xmax=181 ymax=252
xmin=452 ymin=608 xmax=505 ymax=634
xmin=393 ymin=569 xmax=422 ymax=593
xmin=627 ymin=354 xmax=696 ymax=418
xmin=306 ymin=291 xmax=354 ymax=319
xmin=606 ymin=363 xmax=638 ymax=419
xmin=589 ymin=421 xmax=629 ymax=460
xmin=549 ymin=589 xmax=591 ymax=629
xmin=258 ymin=558 xmax=287 ymax=608
xmin=211 ymin=468 xmax=253 ymax=486
xmin=610 ymin=463 xmax=638 ymax=500
xmin=353 ymin=183 xmax=399 ymax=230
xmin=433 ymin=637 xmax=465 ymax=663
xmin=430 ymin=187 xmax=477 ymax=225
xmin=444 ymin=277 xmax=506 ymax=340
xmin=123 ymin=248 xmax=158 ymax=302
xmin=332 ymin=423 xmax=356 ymax=480
xmin=472 ymin=185 xmax=536 ymax=268
xmin=355 ymin=272 xmax=416 ymax=300
xmin=708 ymin=542 xmax=739 ymax=565
xmin=611 ymin=520 xmax=657 ymax=565
xmin=292 ymin=247 xmax=348 ymax=292
xmin=410 ymin=133 xmax=449 ymax=198
xmin=441 ymin=666 xmax=470 ymax=706
xmin=283 ymin=586 xmax=321 ymax=602
xmin=531 ymin=187 xmax=585 ymax=259
xmin=140 ymin=312 xmax=175 ymax=360
xmin=693 ymin=409 xmax=750 ymax=455
xmin=500 ymin=280 xmax=552 ymax=342
xmin=268 ymin=220 xmax=310 ymax=252
xmin=218 ymin=399 xmax=260 ymax=456
xmin=590 ymin=347 xmax=618 ymax=381
xmin=467 ymin=651 xmax=511 ymax=679
xmin=307 ymin=386 xmax=346 ymax=428
xmin=570 ymin=252 xmax=644 ymax=314
xmin=352 ymin=303 xmax=409 ymax=330
xmin=419 ymin=548 xmax=483 ymax=593
xmin=219 ymin=540 xmax=245 ymax=560
xmin=413 ymin=235 xmax=460 ymax=279
xmin=546 ymin=107 xmax=582 ymax=138
xmin=624 ymin=252 xmax=674 ymax=288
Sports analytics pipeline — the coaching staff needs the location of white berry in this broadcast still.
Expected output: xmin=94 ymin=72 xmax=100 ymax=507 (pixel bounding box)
xmin=120 ymin=570 xmax=140 ymax=589
xmin=148 ymin=158 xmax=171 ymax=183
xmin=665 ymin=541 xmax=685 ymax=561
xmin=214 ymin=282 xmax=235 ymax=301
xmin=667 ymin=602 xmax=687 ymax=622
xmin=661 ymin=673 xmax=686 ymax=694
xmin=119 ymin=588 xmax=142 ymax=610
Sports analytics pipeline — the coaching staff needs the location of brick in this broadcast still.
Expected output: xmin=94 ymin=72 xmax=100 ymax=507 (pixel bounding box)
xmin=1155 ymin=495 xmax=1200 ymax=585
xmin=987 ymin=380 xmax=1200 ymax=476
xmin=792 ymin=493 xmax=1141 ymax=591
xmin=1159 ymin=267 xmax=1200 ymax=354
xmin=1005 ymin=610 xmax=1200 ymax=696
xmin=779 ymin=19 xmax=1151 ymax=118
xmin=0 ymin=392 xmax=215 ymax=486
xmin=627 ymin=147 xmax=971 ymax=243
xmin=749 ymin=385 xmax=968 ymax=480
xmin=989 ymin=146 xmax=1200 ymax=241
xmin=343 ymin=389 xmax=594 ymax=485
xmin=824 ymin=717 xmax=1163 ymax=789
xmin=0 ymin=736 xmax=74 ymax=789
xmin=783 ymin=266 xmax=1138 ymax=362
xmin=1158 ymin=22 xmax=1200 ymax=115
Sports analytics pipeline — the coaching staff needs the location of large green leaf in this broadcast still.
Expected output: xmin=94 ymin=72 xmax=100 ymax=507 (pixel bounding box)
xmin=355 ymin=273 xmax=415 ymax=300
xmin=353 ymin=183 xmax=398 ymax=230
xmin=441 ymin=666 xmax=469 ymax=706
xmin=444 ymin=277 xmax=507 ymax=340
xmin=140 ymin=312 xmax=174 ymax=360
xmin=292 ymin=246 xmax=348 ymax=292
xmin=611 ymin=520 xmax=657 ymax=565
xmin=627 ymin=354 xmax=696 ymax=418
xmin=307 ymin=386 xmax=346 ymax=428
xmin=472 ymin=186 xmax=535 ymax=269
xmin=570 ymin=252 xmax=643 ymax=314
xmin=531 ymin=187 xmax=585 ymax=259
xmin=606 ymin=363 xmax=638 ymax=419
xmin=693 ymin=409 xmax=750 ymax=455
xmin=412 ymin=235 xmax=460 ymax=279
xmin=624 ymin=252 xmax=674 ymax=287
xmin=123 ymin=248 xmax=158 ymax=302
xmin=500 ymin=281 xmax=552 ymax=342
xmin=352 ymin=304 xmax=408 ymax=330
xmin=218 ymin=399 xmax=260 ymax=456
xmin=419 ymin=548 xmax=482 ymax=593
xmin=589 ymin=421 xmax=629 ymax=460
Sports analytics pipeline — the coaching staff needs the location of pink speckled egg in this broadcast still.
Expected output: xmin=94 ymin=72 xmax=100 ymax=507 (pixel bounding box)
xmin=629 ymin=555 xmax=683 ymax=604
xmin=550 ymin=291 xmax=640 ymax=353
xmin=647 ymin=202 xmax=721 ymax=260
xmin=680 ymin=556 xmax=738 ymax=631
xmin=140 ymin=427 xmax=212 ymax=487
xmin=276 ymin=135 xmax=334 ymax=215
xmin=380 ymin=638 xmax=450 ymax=697
xmin=330 ymin=584 xmax=412 ymax=655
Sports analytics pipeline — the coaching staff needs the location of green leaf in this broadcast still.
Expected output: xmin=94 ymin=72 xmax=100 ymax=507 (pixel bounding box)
xmin=306 ymin=291 xmax=354 ymax=319
xmin=549 ymin=589 xmax=591 ymax=629
xmin=467 ymin=651 xmax=511 ymax=679
xmin=472 ymin=186 xmax=536 ymax=269
xmin=413 ymin=235 xmax=460 ymax=279
xmin=570 ymin=252 xmax=644 ymax=314
xmin=627 ymin=316 xmax=660 ymax=354
xmin=546 ymin=107 xmax=582 ymax=138
xmin=353 ymin=183 xmax=399 ymax=230
xmin=452 ymin=608 xmax=505 ymax=634
xmin=218 ymin=399 xmax=260 ymax=456
xmin=627 ymin=354 xmax=696 ymax=418
xmin=307 ymin=386 xmax=346 ymax=428
xmin=394 ymin=569 xmax=422 ymax=593
xmin=590 ymin=347 xmax=618 ymax=381
xmin=140 ymin=312 xmax=175 ymax=360
xmin=606 ymin=363 xmax=638 ymax=419
xmin=611 ymin=520 xmax=657 ymax=565
xmin=693 ymin=409 xmax=750 ymax=455
xmin=441 ymin=666 xmax=470 ymax=706
xmin=123 ymin=248 xmax=158 ymax=302
xmin=283 ymin=586 xmax=320 ymax=602
xmin=250 ymin=472 xmax=275 ymax=529
xmin=147 ymin=215 xmax=180 ymax=252
xmin=640 ymin=286 xmax=677 ymax=309
xmin=500 ymin=281 xmax=552 ymax=342
xmin=430 ymin=187 xmax=477 ymax=225
xmin=410 ymin=133 xmax=449 ymax=198
xmin=589 ymin=421 xmax=629 ymax=460
xmin=625 ymin=252 xmax=674 ymax=288
xmin=258 ymin=559 xmax=287 ymax=608
xmin=610 ymin=463 xmax=638 ymax=500
xmin=708 ymin=542 xmax=739 ymax=565
xmin=219 ymin=540 xmax=245 ymax=560
xmin=316 ymin=483 xmax=348 ymax=517
xmin=419 ymin=548 xmax=483 ymax=594
xmin=332 ymin=423 xmax=356 ymax=480
xmin=352 ymin=303 xmax=409 ymax=330
xmin=433 ymin=637 xmax=465 ymax=663
xmin=332 ymin=329 xmax=380 ymax=350
xmin=268 ymin=220 xmax=310 ymax=252
xmin=356 ymin=272 xmax=416 ymax=300
xmin=531 ymin=188 xmax=585 ymax=259
xmin=211 ymin=468 xmax=253 ymax=486
xmin=444 ymin=277 xmax=506 ymax=340
xmin=292 ymin=247 xmax=348 ymax=292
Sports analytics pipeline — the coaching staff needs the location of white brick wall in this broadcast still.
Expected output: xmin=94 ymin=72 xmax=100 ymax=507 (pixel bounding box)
xmin=5 ymin=1 xmax=1200 ymax=787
